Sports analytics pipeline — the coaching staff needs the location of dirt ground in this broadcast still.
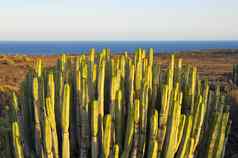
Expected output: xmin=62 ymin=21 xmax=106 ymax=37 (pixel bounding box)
xmin=0 ymin=50 xmax=238 ymax=91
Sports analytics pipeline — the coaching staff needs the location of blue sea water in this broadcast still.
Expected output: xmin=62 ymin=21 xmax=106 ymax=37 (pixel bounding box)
xmin=0 ymin=41 xmax=238 ymax=55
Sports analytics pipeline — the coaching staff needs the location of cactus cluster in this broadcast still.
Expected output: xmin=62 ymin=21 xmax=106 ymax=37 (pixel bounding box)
xmin=11 ymin=49 xmax=230 ymax=158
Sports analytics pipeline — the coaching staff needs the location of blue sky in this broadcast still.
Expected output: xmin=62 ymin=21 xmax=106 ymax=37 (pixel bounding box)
xmin=0 ymin=0 xmax=238 ymax=41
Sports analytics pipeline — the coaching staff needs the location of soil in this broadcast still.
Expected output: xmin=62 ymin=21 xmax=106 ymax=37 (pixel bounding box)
xmin=0 ymin=50 xmax=238 ymax=91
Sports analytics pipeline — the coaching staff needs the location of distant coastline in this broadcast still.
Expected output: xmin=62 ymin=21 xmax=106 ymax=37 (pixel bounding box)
xmin=0 ymin=41 xmax=238 ymax=55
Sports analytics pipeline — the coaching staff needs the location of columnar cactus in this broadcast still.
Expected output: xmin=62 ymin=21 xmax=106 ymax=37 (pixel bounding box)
xmin=32 ymin=77 xmax=43 ymax=157
xmin=12 ymin=50 xmax=230 ymax=158
xmin=12 ymin=122 xmax=24 ymax=158
xmin=45 ymin=97 xmax=59 ymax=158
xmin=103 ymin=115 xmax=112 ymax=158
xmin=61 ymin=83 xmax=70 ymax=158
xmin=91 ymin=100 xmax=99 ymax=158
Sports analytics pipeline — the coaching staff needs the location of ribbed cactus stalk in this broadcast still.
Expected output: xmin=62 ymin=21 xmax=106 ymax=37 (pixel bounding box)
xmin=163 ymin=83 xmax=182 ymax=158
xmin=167 ymin=55 xmax=174 ymax=90
xmin=151 ymin=60 xmax=161 ymax=108
xmin=191 ymin=95 xmax=206 ymax=153
xmin=122 ymin=101 xmax=135 ymax=158
xmin=12 ymin=122 xmax=24 ymax=158
xmin=175 ymin=115 xmax=186 ymax=151
xmin=128 ymin=62 xmax=134 ymax=106
xmin=91 ymin=100 xmax=99 ymax=158
xmin=75 ymin=69 xmax=81 ymax=150
xmin=60 ymin=54 xmax=66 ymax=72
xmin=97 ymin=52 xmax=106 ymax=157
xmin=44 ymin=116 xmax=53 ymax=158
xmin=113 ymin=144 xmax=119 ymax=158
xmin=135 ymin=57 xmax=142 ymax=98
xmin=205 ymin=111 xmax=222 ymax=158
xmin=147 ymin=140 xmax=158 ymax=158
xmin=32 ymin=77 xmax=43 ymax=157
xmin=45 ymin=97 xmax=59 ymax=158
xmin=110 ymin=75 xmax=117 ymax=115
xmin=187 ymin=138 xmax=195 ymax=158
xmin=89 ymin=48 xmax=96 ymax=101
xmin=103 ymin=115 xmax=112 ymax=158
xmin=149 ymin=48 xmax=154 ymax=66
xmin=11 ymin=92 xmax=19 ymax=120
xmin=47 ymin=72 xmax=55 ymax=109
xmin=204 ymin=94 xmax=227 ymax=158
xmin=80 ymin=63 xmax=90 ymax=158
xmin=55 ymin=67 xmax=64 ymax=133
xmin=61 ymin=83 xmax=70 ymax=158
xmin=98 ymin=54 xmax=106 ymax=117
xmin=35 ymin=59 xmax=42 ymax=77
xmin=131 ymin=99 xmax=140 ymax=158
xmin=157 ymin=85 xmax=170 ymax=155
xmin=138 ymin=82 xmax=149 ymax=158
xmin=190 ymin=67 xmax=197 ymax=114
xmin=176 ymin=116 xmax=193 ymax=158
xmin=174 ymin=58 xmax=183 ymax=84
xmin=213 ymin=110 xmax=229 ymax=158
xmin=93 ymin=64 xmax=97 ymax=93
xmin=115 ymin=90 xmax=123 ymax=148
xmin=147 ymin=110 xmax=158 ymax=158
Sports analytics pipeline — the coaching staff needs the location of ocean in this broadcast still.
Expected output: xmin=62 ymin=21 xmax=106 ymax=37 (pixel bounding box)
xmin=0 ymin=41 xmax=238 ymax=55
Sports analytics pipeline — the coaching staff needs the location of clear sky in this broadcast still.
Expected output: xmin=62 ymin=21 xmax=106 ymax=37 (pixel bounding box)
xmin=0 ymin=0 xmax=238 ymax=41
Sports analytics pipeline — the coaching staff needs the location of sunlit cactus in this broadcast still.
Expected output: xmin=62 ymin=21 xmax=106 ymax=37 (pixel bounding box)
xmin=147 ymin=110 xmax=158 ymax=158
xmin=45 ymin=97 xmax=59 ymax=158
xmin=12 ymin=122 xmax=24 ymax=158
xmin=32 ymin=77 xmax=43 ymax=157
xmin=61 ymin=83 xmax=70 ymax=158
xmin=11 ymin=50 xmax=230 ymax=158
xmin=91 ymin=100 xmax=99 ymax=158
xmin=44 ymin=116 xmax=53 ymax=158
xmin=113 ymin=144 xmax=120 ymax=158
xmin=147 ymin=140 xmax=158 ymax=158
xmin=34 ymin=59 xmax=42 ymax=77
xmin=103 ymin=114 xmax=112 ymax=158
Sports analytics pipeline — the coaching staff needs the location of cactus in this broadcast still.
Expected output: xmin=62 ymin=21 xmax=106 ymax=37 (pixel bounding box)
xmin=11 ymin=51 xmax=230 ymax=158
xmin=80 ymin=63 xmax=90 ymax=158
xmin=113 ymin=144 xmax=120 ymax=158
xmin=61 ymin=83 xmax=70 ymax=158
xmin=122 ymin=100 xmax=135 ymax=158
xmin=12 ymin=122 xmax=24 ymax=158
xmin=157 ymin=85 xmax=170 ymax=155
xmin=43 ymin=116 xmax=53 ymax=158
xmin=45 ymin=97 xmax=59 ymax=158
xmin=147 ymin=140 xmax=158 ymax=158
xmin=147 ymin=110 xmax=158 ymax=158
xmin=115 ymin=90 xmax=123 ymax=148
xmin=91 ymin=100 xmax=99 ymax=158
xmin=32 ymin=77 xmax=43 ymax=157
xmin=103 ymin=115 xmax=112 ymax=158
xmin=162 ymin=84 xmax=182 ymax=158
xmin=176 ymin=115 xmax=193 ymax=158
xmin=131 ymin=99 xmax=140 ymax=158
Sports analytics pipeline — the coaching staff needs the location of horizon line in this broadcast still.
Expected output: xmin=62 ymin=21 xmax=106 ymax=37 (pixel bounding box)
xmin=0 ymin=39 xmax=238 ymax=42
